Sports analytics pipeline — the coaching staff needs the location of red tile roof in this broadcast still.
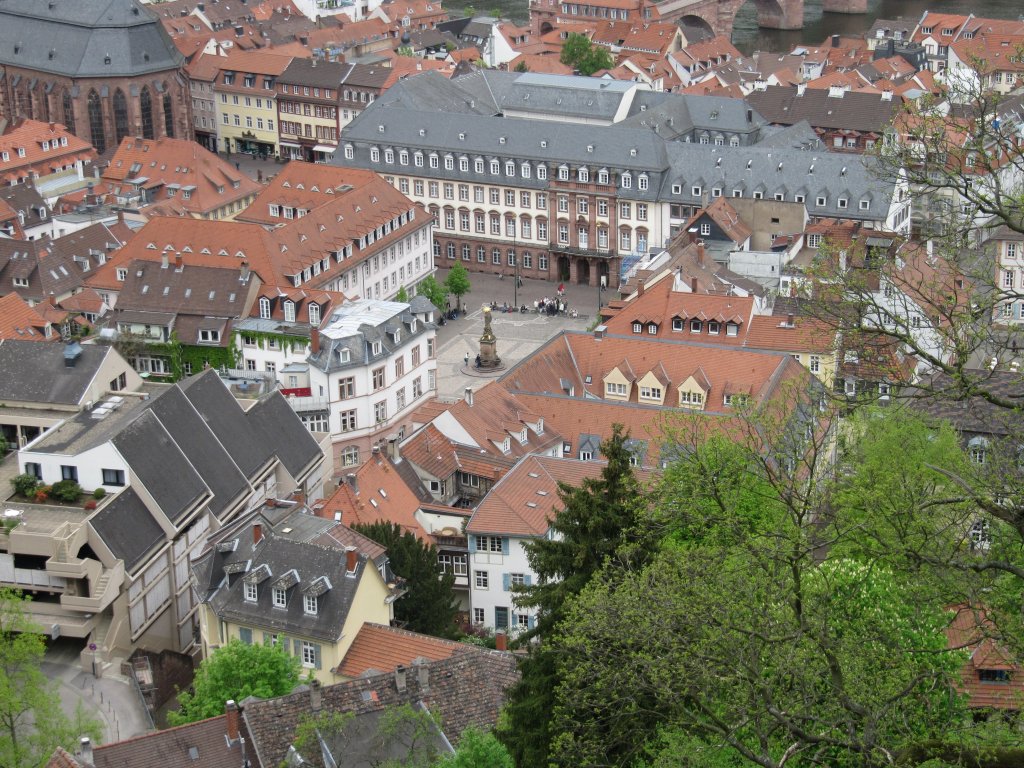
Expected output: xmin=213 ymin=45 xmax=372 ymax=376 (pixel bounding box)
xmin=946 ymin=606 xmax=1024 ymax=710
xmin=236 ymin=162 xmax=381 ymax=225
xmin=745 ymin=314 xmax=836 ymax=355
xmin=467 ymin=455 xmax=606 ymax=537
xmin=0 ymin=119 xmax=96 ymax=185
xmin=0 ymin=293 xmax=57 ymax=341
xmin=336 ymin=622 xmax=461 ymax=678
xmin=92 ymin=714 xmax=242 ymax=768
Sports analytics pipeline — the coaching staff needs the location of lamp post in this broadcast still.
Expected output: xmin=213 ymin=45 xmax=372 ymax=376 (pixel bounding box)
xmin=512 ymin=225 xmax=519 ymax=308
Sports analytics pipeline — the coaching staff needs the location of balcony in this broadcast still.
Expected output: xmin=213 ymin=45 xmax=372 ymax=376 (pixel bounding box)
xmin=61 ymin=561 xmax=123 ymax=614
xmin=554 ymin=244 xmax=618 ymax=259
xmin=284 ymin=395 xmax=330 ymax=413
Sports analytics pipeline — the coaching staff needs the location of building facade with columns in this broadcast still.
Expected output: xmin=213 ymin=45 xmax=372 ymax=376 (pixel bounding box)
xmin=0 ymin=0 xmax=191 ymax=155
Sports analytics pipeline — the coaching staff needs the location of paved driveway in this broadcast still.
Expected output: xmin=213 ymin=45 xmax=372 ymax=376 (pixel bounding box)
xmin=41 ymin=639 xmax=151 ymax=743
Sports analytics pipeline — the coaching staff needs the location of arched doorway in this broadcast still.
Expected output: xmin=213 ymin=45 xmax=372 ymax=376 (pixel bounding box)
xmin=577 ymin=259 xmax=591 ymax=285
xmin=557 ymin=255 xmax=570 ymax=282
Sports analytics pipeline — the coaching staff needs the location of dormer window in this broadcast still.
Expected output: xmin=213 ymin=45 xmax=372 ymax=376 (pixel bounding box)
xmin=244 ymin=582 xmax=257 ymax=602
xmin=632 ymin=321 xmax=642 ymax=334
xmin=284 ymin=300 xmax=295 ymax=322
xmin=308 ymin=304 xmax=320 ymax=326
xmin=690 ymin=319 xmax=702 ymax=333
xmin=272 ymin=587 xmax=287 ymax=608
xmin=708 ymin=321 xmax=720 ymax=335
xmin=503 ymin=437 xmax=510 ymax=453
xmin=259 ymin=297 xmax=271 ymax=319
xmin=303 ymin=594 xmax=318 ymax=615
xmin=647 ymin=323 xmax=657 ymax=335
xmin=393 ymin=329 xmax=401 ymax=344
xmin=519 ymin=428 xmax=528 ymax=444
xmin=372 ymin=340 xmax=382 ymax=356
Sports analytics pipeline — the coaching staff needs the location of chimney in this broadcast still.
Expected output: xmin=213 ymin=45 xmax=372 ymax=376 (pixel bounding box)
xmin=690 ymin=277 xmax=698 ymax=293
xmin=394 ymin=664 xmax=407 ymax=691
xmin=63 ymin=340 xmax=82 ymax=367
xmin=387 ymin=435 xmax=400 ymax=462
xmin=240 ymin=261 xmax=251 ymax=283
xmin=416 ymin=661 xmax=429 ymax=692
xmin=174 ymin=253 xmax=183 ymax=271
xmin=786 ymin=313 xmax=795 ymax=328
xmin=78 ymin=737 xmax=94 ymax=764
xmin=117 ymin=208 xmax=125 ymax=225
xmin=637 ymin=279 xmax=645 ymax=297
xmin=345 ymin=473 xmax=358 ymax=494
xmin=225 ymin=700 xmax=240 ymax=741
xmin=594 ymin=324 xmax=605 ymax=340
xmin=746 ymin=108 xmax=753 ymax=124
xmin=495 ymin=632 xmax=507 ymax=652
xmin=161 ymin=252 xmax=169 ymax=269
xmin=831 ymin=33 xmax=840 ymax=47
xmin=310 ymin=328 xmax=320 ymax=355
xmin=796 ymin=83 xmax=806 ymax=96
xmin=346 ymin=546 xmax=358 ymax=575
xmin=464 ymin=387 xmax=474 ymax=407
xmin=310 ymin=679 xmax=322 ymax=712
xmin=697 ymin=240 xmax=705 ymax=265
xmin=253 ymin=523 xmax=263 ymax=546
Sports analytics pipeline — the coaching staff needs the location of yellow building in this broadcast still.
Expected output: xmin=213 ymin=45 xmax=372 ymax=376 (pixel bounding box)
xmin=213 ymin=51 xmax=293 ymax=158
xmin=192 ymin=513 xmax=400 ymax=684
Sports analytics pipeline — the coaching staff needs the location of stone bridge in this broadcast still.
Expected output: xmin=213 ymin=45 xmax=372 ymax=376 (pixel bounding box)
xmin=654 ymin=0 xmax=868 ymax=35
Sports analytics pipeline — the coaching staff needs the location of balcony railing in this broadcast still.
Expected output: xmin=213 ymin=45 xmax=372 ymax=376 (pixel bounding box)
xmin=284 ymin=395 xmax=330 ymax=413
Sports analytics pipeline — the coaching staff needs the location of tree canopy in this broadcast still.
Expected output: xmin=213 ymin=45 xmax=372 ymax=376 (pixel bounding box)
xmin=353 ymin=521 xmax=460 ymax=638
xmin=559 ymin=33 xmax=614 ymax=76
xmin=416 ymin=275 xmax=448 ymax=314
xmin=168 ymin=639 xmax=301 ymax=725
xmin=0 ymin=589 xmax=102 ymax=768
xmin=443 ymin=264 xmax=472 ymax=311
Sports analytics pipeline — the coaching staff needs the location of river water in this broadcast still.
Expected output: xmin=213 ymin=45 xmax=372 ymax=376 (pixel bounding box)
xmin=732 ymin=0 xmax=1024 ymax=54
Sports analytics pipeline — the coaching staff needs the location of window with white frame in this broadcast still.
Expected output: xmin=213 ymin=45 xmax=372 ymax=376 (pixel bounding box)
xmin=475 ymin=536 xmax=504 ymax=552
xmin=301 ymin=641 xmax=317 ymax=667
xmin=474 ymin=570 xmax=489 ymax=589
xmin=272 ymin=587 xmax=287 ymax=608
xmin=303 ymin=594 xmax=318 ymax=615
xmin=244 ymin=582 xmax=258 ymax=602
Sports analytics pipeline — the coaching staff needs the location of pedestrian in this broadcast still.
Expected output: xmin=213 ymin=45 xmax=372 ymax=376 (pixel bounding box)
xmin=235 ymin=161 xmax=240 ymax=171
xmin=464 ymin=352 xmax=470 ymax=366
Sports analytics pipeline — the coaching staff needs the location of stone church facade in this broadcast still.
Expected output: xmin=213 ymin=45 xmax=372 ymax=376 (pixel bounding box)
xmin=0 ymin=0 xmax=192 ymax=154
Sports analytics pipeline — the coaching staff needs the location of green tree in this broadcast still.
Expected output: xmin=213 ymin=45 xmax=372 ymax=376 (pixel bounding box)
xmin=443 ymin=263 xmax=472 ymax=312
xmin=168 ymin=639 xmax=300 ymax=725
xmin=513 ymin=59 xmax=528 ymax=73
xmin=0 ymin=589 xmax=102 ymax=768
xmin=417 ymin=275 xmax=448 ymax=314
xmin=559 ymin=33 xmax=614 ymax=76
xmin=397 ymin=45 xmax=416 ymax=57
xmin=438 ymin=727 xmax=513 ymax=767
xmin=353 ymin=522 xmax=460 ymax=638
xmin=396 ymin=284 xmax=410 ymax=302
xmin=499 ymin=425 xmax=649 ymax=766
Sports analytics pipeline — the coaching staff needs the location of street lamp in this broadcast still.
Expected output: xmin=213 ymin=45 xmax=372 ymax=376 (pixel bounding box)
xmin=512 ymin=224 xmax=519 ymax=308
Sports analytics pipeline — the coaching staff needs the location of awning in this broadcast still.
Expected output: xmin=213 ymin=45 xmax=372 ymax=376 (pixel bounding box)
xmin=279 ymin=140 xmax=301 ymax=148
xmin=313 ymin=144 xmax=337 ymax=153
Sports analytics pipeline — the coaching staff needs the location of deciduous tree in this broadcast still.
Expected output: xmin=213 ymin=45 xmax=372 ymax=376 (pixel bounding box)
xmin=559 ymin=33 xmax=614 ymax=76
xmin=443 ymin=263 xmax=472 ymax=312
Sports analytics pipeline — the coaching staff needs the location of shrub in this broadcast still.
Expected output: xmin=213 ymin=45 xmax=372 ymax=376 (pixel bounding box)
xmin=49 ymin=480 xmax=83 ymax=504
xmin=10 ymin=473 xmax=39 ymax=498
xmin=34 ymin=486 xmax=51 ymax=503
xmin=92 ymin=487 xmax=106 ymax=500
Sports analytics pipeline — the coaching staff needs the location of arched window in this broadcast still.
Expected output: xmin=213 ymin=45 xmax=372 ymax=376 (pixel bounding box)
xmin=259 ymin=297 xmax=271 ymax=319
xmin=163 ymin=90 xmax=174 ymax=138
xmin=87 ymin=90 xmax=106 ymax=154
xmin=140 ymin=87 xmax=155 ymax=140
xmin=113 ymin=89 xmax=130 ymax=145
xmin=62 ymin=91 xmax=76 ymax=135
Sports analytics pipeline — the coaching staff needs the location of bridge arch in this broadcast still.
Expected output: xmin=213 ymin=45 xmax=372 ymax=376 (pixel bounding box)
xmin=657 ymin=0 xmax=804 ymax=38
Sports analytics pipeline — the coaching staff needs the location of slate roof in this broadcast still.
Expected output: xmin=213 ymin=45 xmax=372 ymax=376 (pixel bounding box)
xmin=0 ymin=0 xmax=184 ymax=78
xmin=908 ymin=370 xmax=1024 ymax=439
xmin=144 ymin=386 xmax=251 ymax=519
xmin=111 ymin=409 xmax=210 ymax=525
xmin=242 ymin=646 xmax=518 ymax=767
xmin=309 ymin=299 xmax=433 ymax=375
xmin=179 ymin=370 xmax=275 ymax=476
xmin=199 ymin=530 xmax=371 ymax=643
xmin=88 ymin=487 xmax=166 ymax=574
xmin=0 ymin=339 xmax=112 ymax=404
xmin=245 ymin=392 xmax=323 ymax=480
xmin=279 ymin=57 xmax=348 ymax=89
xmin=91 ymin=713 xmax=242 ymax=768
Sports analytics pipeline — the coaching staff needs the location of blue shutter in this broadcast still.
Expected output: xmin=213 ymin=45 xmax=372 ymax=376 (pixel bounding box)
xmin=501 ymin=537 xmax=509 ymax=555
xmin=528 ymin=614 xmax=536 ymax=630
xmin=502 ymin=573 xmax=511 ymax=592
xmin=313 ymin=643 xmax=322 ymax=670
xmin=239 ymin=627 xmax=252 ymax=645
xmin=524 ymin=574 xmax=533 ymax=587
xmin=468 ymin=534 xmax=477 ymax=551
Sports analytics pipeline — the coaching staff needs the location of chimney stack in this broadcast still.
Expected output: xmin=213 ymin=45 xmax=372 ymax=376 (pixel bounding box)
xmin=594 ymin=324 xmax=605 ymax=340
xmin=161 ymin=252 xmax=169 ymax=269
xmin=346 ymin=547 xmax=358 ymax=574
xmin=387 ymin=435 xmax=400 ymax=463
xmin=786 ymin=313 xmax=795 ymax=328
xmin=394 ymin=664 xmax=407 ymax=691
xmin=78 ymin=737 xmax=94 ymax=764
xmin=253 ymin=523 xmax=263 ymax=546
xmin=697 ymin=240 xmax=705 ymax=265
xmin=174 ymin=252 xmax=183 ymax=271
xmin=416 ymin=660 xmax=429 ymax=692
xmin=831 ymin=33 xmax=840 ymax=47
xmin=345 ymin=473 xmax=357 ymax=494
xmin=117 ymin=208 xmax=125 ymax=225
xmin=225 ymin=700 xmax=240 ymax=741
xmin=240 ymin=261 xmax=251 ymax=283
xmin=495 ymin=632 xmax=507 ymax=652
xmin=690 ymin=277 xmax=699 ymax=293
xmin=637 ymin=279 xmax=645 ymax=297
xmin=464 ymin=387 xmax=474 ymax=407
xmin=310 ymin=328 xmax=320 ymax=355
xmin=310 ymin=679 xmax=322 ymax=712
